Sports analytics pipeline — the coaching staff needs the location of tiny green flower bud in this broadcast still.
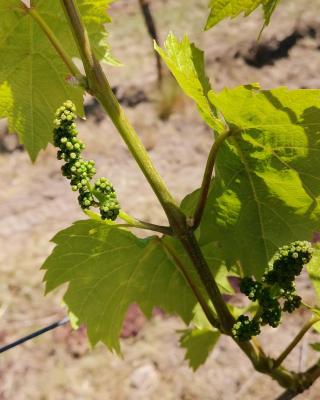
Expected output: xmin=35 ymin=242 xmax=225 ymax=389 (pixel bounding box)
xmin=66 ymin=142 xmax=73 ymax=150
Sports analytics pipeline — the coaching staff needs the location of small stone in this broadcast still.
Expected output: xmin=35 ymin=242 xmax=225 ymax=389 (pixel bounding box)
xmin=130 ymin=364 xmax=159 ymax=390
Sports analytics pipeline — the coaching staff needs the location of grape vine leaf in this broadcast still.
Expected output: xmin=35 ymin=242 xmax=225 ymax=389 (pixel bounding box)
xmin=77 ymin=0 xmax=118 ymax=63
xmin=42 ymin=220 xmax=235 ymax=352
xmin=0 ymin=0 xmax=116 ymax=160
xmin=180 ymin=187 xmax=201 ymax=216
xmin=195 ymin=86 xmax=320 ymax=278
xmin=310 ymin=306 xmax=320 ymax=333
xmin=42 ymin=220 xmax=198 ymax=352
xmin=179 ymin=327 xmax=220 ymax=370
xmin=205 ymin=0 xmax=280 ymax=30
xmin=179 ymin=304 xmax=220 ymax=370
xmin=310 ymin=343 xmax=320 ymax=352
xmin=155 ymin=33 xmax=224 ymax=132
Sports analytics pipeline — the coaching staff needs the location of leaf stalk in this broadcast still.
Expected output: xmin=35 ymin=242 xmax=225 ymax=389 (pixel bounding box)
xmin=25 ymin=4 xmax=85 ymax=84
xmin=192 ymin=128 xmax=232 ymax=229
xmin=119 ymin=211 xmax=172 ymax=235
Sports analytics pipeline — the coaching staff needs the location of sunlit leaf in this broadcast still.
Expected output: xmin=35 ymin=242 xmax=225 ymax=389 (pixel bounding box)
xmin=0 ymin=0 xmax=116 ymax=160
xmin=205 ymin=0 xmax=280 ymax=30
xmin=155 ymin=33 xmax=224 ymax=132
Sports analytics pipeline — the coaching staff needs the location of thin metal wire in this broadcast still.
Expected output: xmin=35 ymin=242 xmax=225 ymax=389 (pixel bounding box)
xmin=0 ymin=317 xmax=70 ymax=354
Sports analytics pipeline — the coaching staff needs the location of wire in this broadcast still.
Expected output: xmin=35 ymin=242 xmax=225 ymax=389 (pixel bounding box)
xmin=0 ymin=317 xmax=70 ymax=354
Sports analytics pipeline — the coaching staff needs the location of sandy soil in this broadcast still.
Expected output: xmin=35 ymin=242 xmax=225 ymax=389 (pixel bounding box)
xmin=2 ymin=0 xmax=320 ymax=399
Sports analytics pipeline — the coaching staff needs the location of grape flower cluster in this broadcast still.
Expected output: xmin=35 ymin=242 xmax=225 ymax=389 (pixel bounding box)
xmin=53 ymin=100 xmax=120 ymax=221
xmin=232 ymin=241 xmax=313 ymax=342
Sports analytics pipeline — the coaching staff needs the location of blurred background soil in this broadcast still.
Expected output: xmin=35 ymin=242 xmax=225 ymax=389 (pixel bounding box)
xmin=2 ymin=0 xmax=320 ymax=398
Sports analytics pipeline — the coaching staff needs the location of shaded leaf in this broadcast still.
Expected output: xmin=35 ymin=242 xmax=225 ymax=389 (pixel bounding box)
xmin=180 ymin=187 xmax=201 ymax=216
xmin=310 ymin=342 xmax=320 ymax=352
xmin=192 ymin=303 xmax=214 ymax=329
xmin=179 ymin=327 xmax=220 ymax=370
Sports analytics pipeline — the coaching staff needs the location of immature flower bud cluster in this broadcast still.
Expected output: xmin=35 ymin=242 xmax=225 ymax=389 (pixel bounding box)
xmin=232 ymin=315 xmax=260 ymax=342
xmin=240 ymin=277 xmax=262 ymax=301
xmin=233 ymin=241 xmax=313 ymax=341
xmin=94 ymin=178 xmax=120 ymax=221
xmin=53 ymin=101 xmax=120 ymax=221
xmin=263 ymin=241 xmax=313 ymax=288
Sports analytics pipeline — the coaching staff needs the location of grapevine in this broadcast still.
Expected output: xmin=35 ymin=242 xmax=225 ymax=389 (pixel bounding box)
xmin=2 ymin=0 xmax=320 ymax=398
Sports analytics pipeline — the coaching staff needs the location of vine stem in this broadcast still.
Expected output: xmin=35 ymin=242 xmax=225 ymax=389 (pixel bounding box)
xmin=22 ymin=3 xmax=85 ymax=83
xmin=178 ymin=231 xmax=267 ymax=367
xmin=273 ymin=316 xmax=320 ymax=369
xmin=179 ymin=231 xmax=236 ymax=333
xmin=83 ymin=209 xmax=172 ymax=235
xmin=276 ymin=360 xmax=320 ymax=399
xmin=192 ymin=128 xmax=232 ymax=229
xmin=275 ymin=390 xmax=299 ymax=400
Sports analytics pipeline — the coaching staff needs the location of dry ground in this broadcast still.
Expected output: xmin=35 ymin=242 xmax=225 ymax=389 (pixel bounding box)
xmin=2 ymin=0 xmax=320 ymax=399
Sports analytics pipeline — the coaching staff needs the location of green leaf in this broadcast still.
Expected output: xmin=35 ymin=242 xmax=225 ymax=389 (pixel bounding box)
xmin=76 ymin=0 xmax=119 ymax=65
xmin=42 ymin=220 xmax=200 ymax=353
xmin=262 ymin=0 xmax=280 ymax=25
xmin=192 ymin=303 xmax=214 ymax=329
xmin=42 ymin=220 xmax=237 ymax=352
xmin=199 ymin=86 xmax=320 ymax=277
xmin=307 ymin=244 xmax=320 ymax=303
xmin=310 ymin=342 xmax=320 ymax=352
xmin=202 ymin=242 xmax=238 ymax=293
xmin=179 ymin=326 xmax=220 ymax=370
xmin=313 ymin=322 xmax=320 ymax=333
xmin=311 ymin=307 xmax=320 ymax=332
xmin=0 ymin=0 xmax=115 ymax=160
xmin=155 ymin=33 xmax=224 ymax=132
xmin=180 ymin=187 xmax=201 ymax=216
xmin=228 ymin=302 xmax=259 ymax=319
xmin=205 ymin=0 xmax=280 ymax=30
xmin=179 ymin=304 xmax=220 ymax=370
